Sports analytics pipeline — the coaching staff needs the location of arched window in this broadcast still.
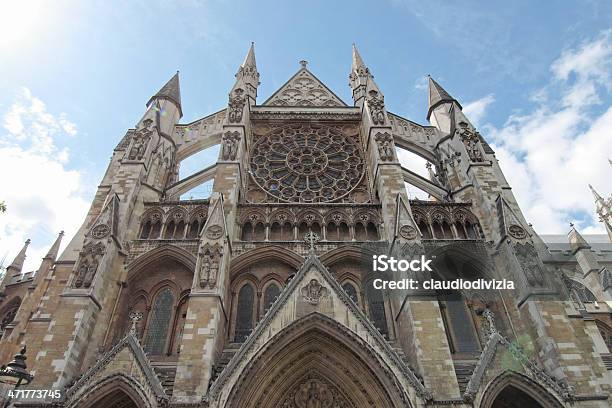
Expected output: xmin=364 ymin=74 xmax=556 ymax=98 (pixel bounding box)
xmin=440 ymin=295 xmax=480 ymax=354
xmin=342 ymin=282 xmax=359 ymax=305
xmin=281 ymin=222 xmax=293 ymax=240
xmin=164 ymin=221 xmax=176 ymax=239
xmin=366 ymin=222 xmax=378 ymax=240
xmin=242 ymin=222 xmax=253 ymax=241
xmin=339 ymin=223 xmax=350 ymax=241
xmin=455 ymin=222 xmax=467 ymax=239
xmin=270 ymin=222 xmax=282 ymax=240
xmin=140 ymin=221 xmax=152 ymax=239
xmin=186 ymin=220 xmax=200 ymax=239
xmin=418 ymin=220 xmax=432 ymax=239
xmin=442 ymin=221 xmax=453 ymax=239
xmin=253 ymin=222 xmax=266 ymax=240
xmin=465 ymin=221 xmax=477 ymax=239
xmin=432 ymin=222 xmax=444 ymax=239
xmin=298 ymin=222 xmax=309 ymax=238
xmin=355 ymin=223 xmax=367 ymax=241
xmin=327 ymin=222 xmax=339 ymax=240
xmin=144 ymin=288 xmax=174 ymax=355
xmin=365 ymin=279 xmax=388 ymax=337
xmin=174 ymin=220 xmax=186 ymax=239
xmin=0 ymin=301 xmax=20 ymax=335
xmin=150 ymin=220 xmax=162 ymax=238
xmin=310 ymin=222 xmax=321 ymax=236
xmin=262 ymin=283 xmax=281 ymax=314
xmin=235 ymin=284 xmax=255 ymax=342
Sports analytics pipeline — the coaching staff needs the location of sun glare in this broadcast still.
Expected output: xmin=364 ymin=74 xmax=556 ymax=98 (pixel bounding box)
xmin=0 ymin=0 xmax=48 ymax=49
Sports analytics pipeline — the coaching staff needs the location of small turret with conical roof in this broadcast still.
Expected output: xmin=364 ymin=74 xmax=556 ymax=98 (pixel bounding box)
xmin=147 ymin=71 xmax=182 ymax=118
xmin=0 ymin=239 xmax=30 ymax=294
xmin=589 ymin=184 xmax=612 ymax=241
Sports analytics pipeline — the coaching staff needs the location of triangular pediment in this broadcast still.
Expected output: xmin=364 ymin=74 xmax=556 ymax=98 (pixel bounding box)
xmin=263 ymin=68 xmax=347 ymax=107
xmin=64 ymin=335 xmax=168 ymax=407
xmin=207 ymin=254 xmax=430 ymax=405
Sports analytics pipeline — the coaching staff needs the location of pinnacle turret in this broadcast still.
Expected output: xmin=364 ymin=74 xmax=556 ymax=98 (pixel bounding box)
xmin=232 ymin=42 xmax=260 ymax=102
xmin=44 ymin=231 xmax=64 ymax=260
xmin=351 ymin=43 xmax=367 ymax=73
xmin=7 ymin=239 xmax=30 ymax=274
xmin=427 ymin=76 xmax=462 ymax=119
xmin=148 ymin=71 xmax=182 ymax=117
xmin=568 ymin=224 xmax=590 ymax=251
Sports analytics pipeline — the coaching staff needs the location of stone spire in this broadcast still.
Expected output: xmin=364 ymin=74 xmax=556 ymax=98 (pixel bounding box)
xmin=148 ymin=71 xmax=182 ymax=117
xmin=232 ymin=42 xmax=260 ymax=103
xmin=589 ymin=184 xmax=612 ymax=240
xmin=44 ymin=231 xmax=64 ymax=260
xmin=427 ymin=76 xmax=461 ymax=120
xmin=7 ymin=239 xmax=30 ymax=274
xmin=351 ymin=43 xmax=367 ymax=73
xmin=349 ymin=43 xmax=386 ymax=121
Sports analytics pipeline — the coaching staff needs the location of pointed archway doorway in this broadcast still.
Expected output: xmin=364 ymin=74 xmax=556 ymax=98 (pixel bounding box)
xmin=480 ymin=372 xmax=564 ymax=408
xmin=225 ymin=313 xmax=411 ymax=408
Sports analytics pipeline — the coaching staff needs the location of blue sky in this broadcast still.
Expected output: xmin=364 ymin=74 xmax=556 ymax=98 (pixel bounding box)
xmin=0 ymin=0 xmax=611 ymax=271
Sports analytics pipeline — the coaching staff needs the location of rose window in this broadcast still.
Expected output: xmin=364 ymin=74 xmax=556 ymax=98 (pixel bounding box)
xmin=250 ymin=124 xmax=364 ymax=202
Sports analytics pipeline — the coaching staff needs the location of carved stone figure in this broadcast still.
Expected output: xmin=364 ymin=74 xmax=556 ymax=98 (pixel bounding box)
xmin=199 ymin=247 xmax=221 ymax=288
xmin=374 ymin=132 xmax=394 ymax=161
xmin=456 ymin=121 xmax=484 ymax=162
xmin=301 ymin=279 xmax=328 ymax=304
xmin=127 ymin=118 xmax=154 ymax=161
xmin=222 ymin=131 xmax=240 ymax=160
xmin=228 ymin=88 xmax=246 ymax=123
xmin=515 ymin=243 xmax=545 ymax=287
xmin=73 ymin=242 xmax=105 ymax=288
xmin=367 ymin=90 xmax=385 ymax=125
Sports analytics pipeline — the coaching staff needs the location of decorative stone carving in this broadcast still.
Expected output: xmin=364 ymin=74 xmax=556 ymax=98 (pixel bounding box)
xmin=281 ymin=374 xmax=353 ymax=408
xmin=222 ymin=131 xmax=241 ymax=160
xmin=399 ymin=225 xmax=418 ymax=240
xmin=508 ymin=224 xmax=527 ymax=239
xmin=514 ymin=243 xmax=545 ymax=287
xmin=304 ymin=231 xmax=320 ymax=251
xmin=374 ymin=132 xmax=394 ymax=161
xmin=301 ymin=279 xmax=328 ymax=305
xmin=199 ymin=245 xmax=222 ymax=288
xmin=128 ymin=118 xmax=154 ymax=160
xmin=600 ymin=266 xmax=611 ymax=291
xmin=265 ymin=70 xmax=343 ymax=107
xmin=456 ymin=121 xmax=484 ymax=162
xmin=228 ymin=88 xmax=246 ymax=123
xmin=205 ymin=225 xmax=223 ymax=240
xmin=250 ymin=123 xmax=364 ymax=203
xmin=128 ymin=311 xmax=143 ymax=336
xmin=91 ymin=224 xmax=111 ymax=239
xmin=73 ymin=242 xmax=105 ymax=288
xmin=367 ymin=90 xmax=385 ymax=125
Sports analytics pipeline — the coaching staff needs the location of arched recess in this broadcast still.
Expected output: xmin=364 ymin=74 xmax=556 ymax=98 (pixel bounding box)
xmin=479 ymin=371 xmax=564 ymax=408
xmin=223 ymin=313 xmax=411 ymax=408
xmin=68 ymin=373 xmax=152 ymax=408
xmin=127 ymin=244 xmax=196 ymax=275
xmin=0 ymin=297 xmax=21 ymax=333
xmin=107 ymin=246 xmax=196 ymax=350
xmin=230 ymin=245 xmax=303 ymax=277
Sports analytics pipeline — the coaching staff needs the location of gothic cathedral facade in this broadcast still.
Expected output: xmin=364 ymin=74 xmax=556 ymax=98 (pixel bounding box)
xmin=1 ymin=44 xmax=611 ymax=407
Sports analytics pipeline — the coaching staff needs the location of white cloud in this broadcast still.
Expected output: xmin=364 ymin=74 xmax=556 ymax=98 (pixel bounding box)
xmin=463 ymin=94 xmax=495 ymax=128
xmin=0 ymin=88 xmax=89 ymax=272
xmin=487 ymin=30 xmax=612 ymax=234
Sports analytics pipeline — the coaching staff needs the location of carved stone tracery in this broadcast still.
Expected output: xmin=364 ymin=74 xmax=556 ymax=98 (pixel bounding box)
xmin=250 ymin=123 xmax=364 ymax=203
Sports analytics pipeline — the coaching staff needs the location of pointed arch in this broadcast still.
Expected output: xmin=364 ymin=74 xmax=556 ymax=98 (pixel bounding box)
xmin=127 ymin=244 xmax=196 ymax=279
xmin=222 ymin=313 xmax=412 ymax=408
xmin=67 ymin=373 xmax=153 ymax=408
xmin=479 ymin=371 xmax=564 ymax=408
xmin=230 ymin=245 xmax=303 ymax=276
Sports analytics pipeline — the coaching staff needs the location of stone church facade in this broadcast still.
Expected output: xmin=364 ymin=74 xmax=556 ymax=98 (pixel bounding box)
xmin=0 ymin=44 xmax=611 ymax=407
